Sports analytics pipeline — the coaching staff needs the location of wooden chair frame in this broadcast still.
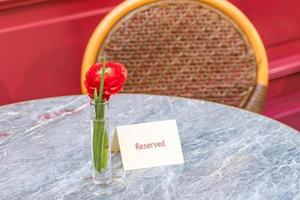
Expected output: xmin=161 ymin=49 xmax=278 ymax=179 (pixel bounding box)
xmin=81 ymin=0 xmax=268 ymax=113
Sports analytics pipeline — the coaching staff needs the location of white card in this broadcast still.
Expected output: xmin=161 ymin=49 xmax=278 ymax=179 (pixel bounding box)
xmin=115 ymin=120 xmax=184 ymax=170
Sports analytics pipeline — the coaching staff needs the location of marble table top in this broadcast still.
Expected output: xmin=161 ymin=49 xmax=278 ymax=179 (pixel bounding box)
xmin=0 ymin=94 xmax=299 ymax=200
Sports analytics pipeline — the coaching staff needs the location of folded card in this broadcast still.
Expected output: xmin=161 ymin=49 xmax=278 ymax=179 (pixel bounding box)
xmin=114 ymin=119 xmax=184 ymax=171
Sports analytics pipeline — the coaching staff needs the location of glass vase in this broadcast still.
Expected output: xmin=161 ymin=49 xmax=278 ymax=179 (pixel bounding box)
xmin=90 ymin=101 xmax=111 ymax=185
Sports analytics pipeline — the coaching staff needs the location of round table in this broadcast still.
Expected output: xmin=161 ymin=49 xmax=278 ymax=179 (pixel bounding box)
xmin=0 ymin=94 xmax=299 ymax=200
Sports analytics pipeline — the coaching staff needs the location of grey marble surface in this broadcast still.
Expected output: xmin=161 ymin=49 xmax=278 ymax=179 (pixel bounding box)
xmin=0 ymin=94 xmax=299 ymax=200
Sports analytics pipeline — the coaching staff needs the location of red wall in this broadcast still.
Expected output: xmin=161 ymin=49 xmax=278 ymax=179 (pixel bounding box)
xmin=0 ymin=0 xmax=122 ymax=104
xmin=230 ymin=0 xmax=300 ymax=130
xmin=0 ymin=0 xmax=299 ymax=130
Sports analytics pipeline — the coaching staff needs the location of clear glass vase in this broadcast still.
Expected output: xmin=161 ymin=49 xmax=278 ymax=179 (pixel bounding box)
xmin=90 ymin=101 xmax=111 ymax=185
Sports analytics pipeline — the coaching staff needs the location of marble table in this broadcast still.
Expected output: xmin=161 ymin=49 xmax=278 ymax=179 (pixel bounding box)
xmin=0 ymin=94 xmax=299 ymax=200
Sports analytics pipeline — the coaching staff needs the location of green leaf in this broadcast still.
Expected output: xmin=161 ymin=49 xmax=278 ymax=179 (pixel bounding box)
xmin=94 ymin=88 xmax=100 ymax=103
xmin=98 ymin=57 xmax=106 ymax=103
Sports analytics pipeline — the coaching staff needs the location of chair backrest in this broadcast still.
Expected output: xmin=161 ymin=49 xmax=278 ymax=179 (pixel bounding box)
xmin=81 ymin=0 xmax=268 ymax=113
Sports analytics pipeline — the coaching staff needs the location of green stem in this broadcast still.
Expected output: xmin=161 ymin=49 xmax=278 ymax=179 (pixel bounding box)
xmin=99 ymin=119 xmax=106 ymax=169
xmin=93 ymin=120 xmax=100 ymax=172
xmin=92 ymin=57 xmax=109 ymax=174
xmin=93 ymin=103 xmax=107 ymax=173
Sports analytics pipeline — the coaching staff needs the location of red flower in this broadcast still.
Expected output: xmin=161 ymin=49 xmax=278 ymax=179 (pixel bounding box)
xmin=84 ymin=62 xmax=127 ymax=101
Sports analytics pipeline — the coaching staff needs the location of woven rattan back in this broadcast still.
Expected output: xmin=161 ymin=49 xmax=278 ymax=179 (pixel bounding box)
xmin=94 ymin=0 xmax=268 ymax=112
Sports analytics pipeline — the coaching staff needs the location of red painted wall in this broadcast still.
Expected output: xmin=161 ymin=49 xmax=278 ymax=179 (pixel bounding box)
xmin=230 ymin=0 xmax=300 ymax=130
xmin=0 ymin=0 xmax=122 ymax=104
xmin=0 ymin=0 xmax=299 ymax=129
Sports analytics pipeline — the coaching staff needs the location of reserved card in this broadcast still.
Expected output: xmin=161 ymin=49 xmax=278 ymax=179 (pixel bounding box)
xmin=114 ymin=120 xmax=184 ymax=171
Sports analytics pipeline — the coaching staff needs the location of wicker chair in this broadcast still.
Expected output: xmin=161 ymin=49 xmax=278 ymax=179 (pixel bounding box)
xmin=81 ymin=0 xmax=269 ymax=113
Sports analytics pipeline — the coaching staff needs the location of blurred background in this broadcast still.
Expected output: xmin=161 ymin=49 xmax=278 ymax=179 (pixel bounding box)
xmin=0 ymin=0 xmax=299 ymax=130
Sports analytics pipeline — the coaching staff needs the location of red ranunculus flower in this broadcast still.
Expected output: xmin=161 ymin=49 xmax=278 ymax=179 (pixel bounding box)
xmin=84 ymin=62 xmax=127 ymax=101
